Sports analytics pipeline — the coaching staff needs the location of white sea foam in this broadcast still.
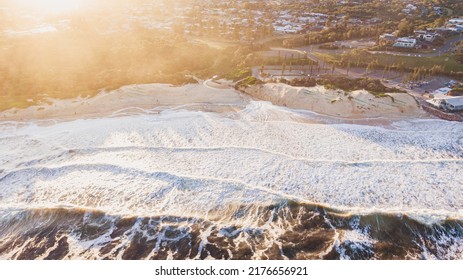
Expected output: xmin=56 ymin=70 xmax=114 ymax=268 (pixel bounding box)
xmin=1 ymin=101 xmax=463 ymax=222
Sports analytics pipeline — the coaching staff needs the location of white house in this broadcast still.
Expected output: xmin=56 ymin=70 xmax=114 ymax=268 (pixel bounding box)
xmin=449 ymin=18 xmax=463 ymax=25
xmin=427 ymin=96 xmax=463 ymax=112
xmin=445 ymin=98 xmax=463 ymax=111
xmin=454 ymin=25 xmax=463 ymax=32
xmin=415 ymin=31 xmax=439 ymax=42
xmin=393 ymin=37 xmax=417 ymax=48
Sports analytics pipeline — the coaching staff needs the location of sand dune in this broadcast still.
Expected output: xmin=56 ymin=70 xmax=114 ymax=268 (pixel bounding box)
xmin=241 ymin=83 xmax=427 ymax=119
xmin=1 ymin=81 xmax=428 ymax=123
xmin=0 ymin=83 xmax=248 ymax=122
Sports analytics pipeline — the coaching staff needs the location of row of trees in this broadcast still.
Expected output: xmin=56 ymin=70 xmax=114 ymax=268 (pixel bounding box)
xmin=456 ymin=41 xmax=463 ymax=63
xmin=403 ymin=66 xmax=445 ymax=83
xmin=281 ymin=24 xmax=394 ymax=48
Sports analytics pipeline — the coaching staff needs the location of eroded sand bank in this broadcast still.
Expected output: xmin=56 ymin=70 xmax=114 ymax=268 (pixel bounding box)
xmin=241 ymin=83 xmax=427 ymax=119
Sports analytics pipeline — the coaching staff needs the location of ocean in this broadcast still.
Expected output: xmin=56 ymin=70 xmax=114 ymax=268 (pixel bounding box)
xmin=1 ymin=101 xmax=462 ymax=259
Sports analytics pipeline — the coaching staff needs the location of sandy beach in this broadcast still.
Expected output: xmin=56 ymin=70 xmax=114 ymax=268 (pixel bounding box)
xmin=1 ymin=81 xmax=429 ymax=124
xmin=0 ymin=82 xmax=249 ymax=122
xmin=241 ymin=83 xmax=428 ymax=119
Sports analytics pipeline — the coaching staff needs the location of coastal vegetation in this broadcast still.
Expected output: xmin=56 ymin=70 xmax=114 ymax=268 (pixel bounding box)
xmin=239 ymin=75 xmax=405 ymax=97
xmin=0 ymin=27 xmax=253 ymax=111
xmin=288 ymin=76 xmax=405 ymax=95
xmin=449 ymin=88 xmax=463 ymax=96
xmin=457 ymin=41 xmax=463 ymax=63
xmin=254 ymin=54 xmax=317 ymax=67
xmin=235 ymin=76 xmax=263 ymax=88
xmin=0 ymin=31 xmax=192 ymax=109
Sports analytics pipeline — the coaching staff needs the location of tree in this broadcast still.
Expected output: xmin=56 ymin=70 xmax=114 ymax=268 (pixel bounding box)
xmin=326 ymin=15 xmax=334 ymax=28
xmin=433 ymin=16 xmax=446 ymax=28
xmin=456 ymin=42 xmax=463 ymax=63
xmin=397 ymin=19 xmax=414 ymax=37
xmin=382 ymin=65 xmax=388 ymax=79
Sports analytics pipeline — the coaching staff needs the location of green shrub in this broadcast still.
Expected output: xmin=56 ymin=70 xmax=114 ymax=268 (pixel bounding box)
xmin=235 ymin=76 xmax=263 ymax=88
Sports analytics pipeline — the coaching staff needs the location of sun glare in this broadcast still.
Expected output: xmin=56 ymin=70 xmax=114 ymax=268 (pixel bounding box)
xmin=17 ymin=0 xmax=83 ymax=14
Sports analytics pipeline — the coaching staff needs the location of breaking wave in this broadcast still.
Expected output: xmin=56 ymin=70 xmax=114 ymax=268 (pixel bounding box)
xmin=0 ymin=204 xmax=462 ymax=260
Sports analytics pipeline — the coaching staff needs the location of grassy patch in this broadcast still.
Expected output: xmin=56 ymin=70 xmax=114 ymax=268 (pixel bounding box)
xmin=254 ymin=49 xmax=317 ymax=66
xmin=235 ymin=76 xmax=263 ymax=88
xmin=0 ymin=98 xmax=34 ymax=112
xmin=314 ymin=52 xmax=463 ymax=75
xmin=221 ymin=68 xmax=252 ymax=81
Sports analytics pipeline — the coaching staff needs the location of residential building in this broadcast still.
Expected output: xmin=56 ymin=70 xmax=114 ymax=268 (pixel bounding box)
xmin=379 ymin=33 xmax=397 ymax=44
xmin=427 ymin=96 xmax=463 ymax=112
xmin=449 ymin=18 xmax=463 ymax=25
xmin=393 ymin=37 xmax=417 ymax=48
xmin=414 ymin=31 xmax=439 ymax=42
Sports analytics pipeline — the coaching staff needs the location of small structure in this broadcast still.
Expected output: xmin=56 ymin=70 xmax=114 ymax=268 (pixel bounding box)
xmin=379 ymin=33 xmax=397 ymax=43
xmin=431 ymin=27 xmax=458 ymax=36
xmin=446 ymin=80 xmax=462 ymax=88
xmin=368 ymin=17 xmax=382 ymax=24
xmin=449 ymin=18 xmax=463 ymax=25
xmin=441 ymin=98 xmax=463 ymax=111
xmin=433 ymin=7 xmax=443 ymax=16
xmin=432 ymin=87 xmax=453 ymax=96
xmin=414 ymin=30 xmax=439 ymax=42
xmin=393 ymin=37 xmax=417 ymax=48
xmin=426 ymin=96 xmax=463 ymax=112
xmin=454 ymin=25 xmax=463 ymax=32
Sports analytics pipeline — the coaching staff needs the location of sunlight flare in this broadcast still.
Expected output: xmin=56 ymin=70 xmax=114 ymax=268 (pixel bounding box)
xmin=16 ymin=0 xmax=83 ymax=14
